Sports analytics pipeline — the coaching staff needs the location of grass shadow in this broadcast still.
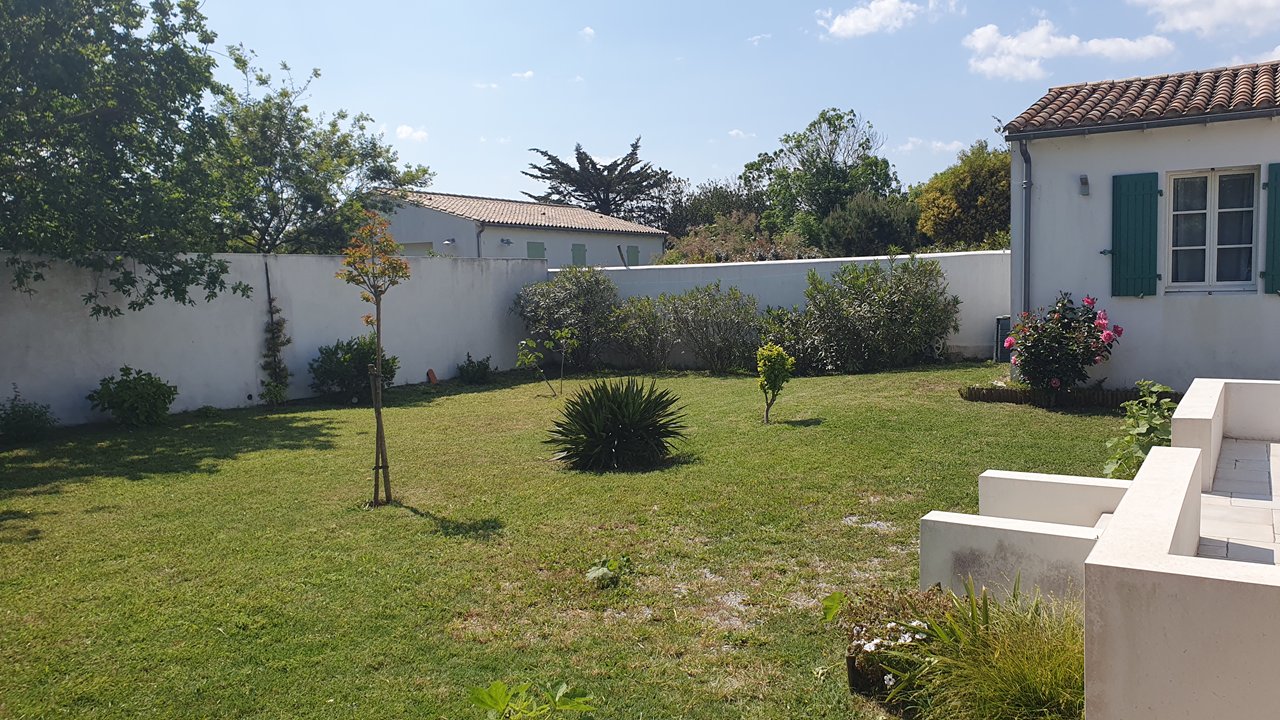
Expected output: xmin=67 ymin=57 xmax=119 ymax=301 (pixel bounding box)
xmin=0 ymin=508 xmax=45 ymax=544
xmin=393 ymin=503 xmax=504 ymax=540
xmin=0 ymin=408 xmax=340 ymax=496
xmin=779 ymin=418 xmax=824 ymax=427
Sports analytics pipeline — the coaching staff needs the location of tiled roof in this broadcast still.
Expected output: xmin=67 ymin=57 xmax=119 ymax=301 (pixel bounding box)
xmin=393 ymin=191 xmax=667 ymax=236
xmin=1005 ymin=61 xmax=1280 ymax=138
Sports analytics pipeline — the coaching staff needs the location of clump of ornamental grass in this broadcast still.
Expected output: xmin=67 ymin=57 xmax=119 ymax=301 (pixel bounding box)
xmin=545 ymin=377 xmax=687 ymax=472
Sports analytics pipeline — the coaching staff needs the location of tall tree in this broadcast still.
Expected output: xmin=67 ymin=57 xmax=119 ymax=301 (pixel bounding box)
xmin=664 ymin=177 xmax=768 ymax=238
xmin=522 ymin=138 xmax=676 ymax=228
xmin=214 ymin=46 xmax=433 ymax=254
xmin=914 ymin=140 xmax=1011 ymax=249
xmin=0 ymin=0 xmax=248 ymax=317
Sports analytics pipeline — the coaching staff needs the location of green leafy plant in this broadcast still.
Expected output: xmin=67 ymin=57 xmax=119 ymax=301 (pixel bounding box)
xmin=86 ymin=367 xmax=178 ymax=426
xmin=457 ymin=353 xmax=495 ymax=385
xmin=516 ymin=339 xmax=557 ymax=397
xmin=546 ymin=378 xmax=687 ymax=472
xmin=1104 ymin=380 xmax=1177 ymax=479
xmin=1006 ymin=293 xmax=1121 ymax=398
xmin=512 ymin=266 xmax=619 ymax=369
xmin=757 ymin=343 xmax=795 ymax=424
xmin=260 ymin=294 xmax=293 ymax=406
xmin=468 ymin=680 xmax=595 ymax=719
xmin=0 ymin=384 xmax=57 ymax=445
xmin=308 ymin=335 xmax=399 ymax=403
xmin=609 ymin=295 xmax=676 ymax=371
xmin=586 ymin=555 xmax=632 ymax=589
xmin=662 ymin=281 xmax=760 ymax=373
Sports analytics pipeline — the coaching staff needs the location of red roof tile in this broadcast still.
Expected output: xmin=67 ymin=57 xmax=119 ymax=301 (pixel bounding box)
xmin=1005 ymin=61 xmax=1280 ymax=137
xmin=393 ymin=191 xmax=667 ymax=236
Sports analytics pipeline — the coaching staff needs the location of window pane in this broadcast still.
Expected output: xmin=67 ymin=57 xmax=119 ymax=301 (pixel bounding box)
xmin=1218 ymin=173 xmax=1255 ymax=210
xmin=1172 ymin=249 xmax=1206 ymax=283
xmin=1218 ymin=210 xmax=1254 ymax=247
xmin=1172 ymin=213 xmax=1207 ymax=247
xmin=1217 ymin=247 xmax=1253 ymax=282
xmin=1173 ymin=176 xmax=1208 ymax=211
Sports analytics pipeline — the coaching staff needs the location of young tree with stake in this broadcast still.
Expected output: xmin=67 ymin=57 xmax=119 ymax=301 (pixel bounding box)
xmin=757 ymin=343 xmax=795 ymax=424
xmin=338 ymin=212 xmax=410 ymax=506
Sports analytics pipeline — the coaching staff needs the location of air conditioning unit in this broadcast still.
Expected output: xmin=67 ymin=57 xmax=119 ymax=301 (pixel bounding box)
xmin=994 ymin=315 xmax=1012 ymax=362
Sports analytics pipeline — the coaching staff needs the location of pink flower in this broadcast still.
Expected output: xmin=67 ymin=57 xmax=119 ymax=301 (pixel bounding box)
xmin=1010 ymin=354 xmax=1019 ymax=365
xmin=1050 ymin=378 xmax=1062 ymax=389
xmin=1094 ymin=355 xmax=1104 ymax=365
xmin=1114 ymin=325 xmax=1124 ymax=337
xmin=1095 ymin=318 xmax=1109 ymax=330
xmin=1101 ymin=330 xmax=1115 ymax=344
xmin=1082 ymin=296 xmax=1096 ymax=307
xmin=1004 ymin=336 xmax=1016 ymax=350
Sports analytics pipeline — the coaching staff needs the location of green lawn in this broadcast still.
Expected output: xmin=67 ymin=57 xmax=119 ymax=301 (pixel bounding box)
xmin=0 ymin=365 xmax=1118 ymax=719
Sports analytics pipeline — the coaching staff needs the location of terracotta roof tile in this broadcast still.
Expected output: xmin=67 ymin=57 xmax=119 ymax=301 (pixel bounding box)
xmin=1005 ymin=60 xmax=1280 ymax=136
xmin=392 ymin=191 xmax=667 ymax=236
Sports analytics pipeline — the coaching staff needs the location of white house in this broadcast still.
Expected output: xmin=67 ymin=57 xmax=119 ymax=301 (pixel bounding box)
xmin=383 ymin=191 xmax=668 ymax=268
xmin=1006 ymin=61 xmax=1280 ymax=390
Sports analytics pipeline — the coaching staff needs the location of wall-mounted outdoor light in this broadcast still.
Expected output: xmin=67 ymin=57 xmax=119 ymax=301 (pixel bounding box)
xmin=500 ymin=237 xmax=513 ymax=245
xmin=1079 ymin=174 xmax=1090 ymax=196
xmin=442 ymin=238 xmax=456 ymax=246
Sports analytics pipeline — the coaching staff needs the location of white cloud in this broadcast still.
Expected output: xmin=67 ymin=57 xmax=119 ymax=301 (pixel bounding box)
xmin=896 ymin=137 xmax=964 ymax=153
xmin=962 ymin=20 xmax=1174 ymax=80
xmin=818 ymin=0 xmax=922 ymax=38
xmin=496 ymin=136 xmax=512 ymax=144
xmin=478 ymin=136 xmax=487 ymax=143
xmin=747 ymin=33 xmax=772 ymax=45
xmin=473 ymin=82 xmax=499 ymax=90
xmin=727 ymin=128 xmax=756 ymax=139
xmin=572 ymin=74 xmax=585 ymax=82
xmin=927 ymin=0 xmax=962 ymax=12
xmin=395 ymin=125 xmax=428 ymax=143
xmin=579 ymin=26 xmax=595 ymax=40
xmin=511 ymin=70 xmax=534 ymax=80
xmin=897 ymin=137 xmax=924 ymax=152
xmin=1129 ymin=0 xmax=1280 ymax=37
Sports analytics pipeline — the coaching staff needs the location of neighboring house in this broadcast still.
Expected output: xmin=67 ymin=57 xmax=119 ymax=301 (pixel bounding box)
xmin=1005 ymin=61 xmax=1280 ymax=390
xmin=383 ymin=191 xmax=668 ymax=268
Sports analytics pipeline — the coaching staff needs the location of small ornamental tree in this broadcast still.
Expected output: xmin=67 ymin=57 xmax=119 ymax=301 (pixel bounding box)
xmin=1005 ymin=292 xmax=1122 ymax=398
xmin=337 ymin=212 xmax=410 ymax=506
xmin=757 ymin=343 xmax=796 ymax=424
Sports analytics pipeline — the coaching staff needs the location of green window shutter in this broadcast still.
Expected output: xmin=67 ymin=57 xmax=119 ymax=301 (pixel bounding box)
xmin=1266 ymin=163 xmax=1280 ymax=294
xmin=626 ymin=245 xmax=640 ymax=266
xmin=1111 ymin=172 xmax=1160 ymax=297
xmin=526 ymin=241 xmax=545 ymax=260
xmin=571 ymin=243 xmax=586 ymax=266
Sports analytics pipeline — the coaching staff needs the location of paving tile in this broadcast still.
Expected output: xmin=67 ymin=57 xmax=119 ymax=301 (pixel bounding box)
xmin=1202 ymin=503 xmax=1274 ymax=525
xmin=1212 ymin=473 xmax=1271 ymax=495
xmin=1201 ymin=517 xmax=1275 ymax=543
xmin=1198 ymin=537 xmax=1228 ymax=558
xmin=1201 ymin=493 xmax=1232 ymax=506
xmin=1226 ymin=540 xmax=1280 ymax=564
xmin=1230 ymin=495 xmax=1280 ymax=509
xmin=1222 ymin=439 xmax=1271 ymax=461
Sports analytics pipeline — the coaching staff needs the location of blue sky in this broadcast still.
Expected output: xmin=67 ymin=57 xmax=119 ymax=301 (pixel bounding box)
xmin=201 ymin=0 xmax=1280 ymax=199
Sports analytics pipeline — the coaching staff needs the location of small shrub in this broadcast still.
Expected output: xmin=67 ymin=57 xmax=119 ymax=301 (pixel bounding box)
xmin=0 ymin=384 xmax=57 ymax=444
xmin=586 ymin=555 xmax=632 ymax=588
xmin=663 ymin=282 xmax=760 ymax=373
xmin=516 ymin=338 xmax=558 ymax=396
xmin=469 ymin=680 xmax=595 ymax=718
xmin=546 ymin=377 xmax=687 ymax=472
xmin=308 ymin=335 xmax=399 ymax=402
xmin=512 ymin=266 xmax=619 ymax=369
xmin=609 ymin=295 xmax=676 ymax=371
xmin=761 ymin=306 xmax=830 ymax=376
xmin=457 ymin=353 xmax=495 ymax=385
xmin=1006 ymin=292 xmax=1121 ymax=396
xmin=1104 ymin=380 xmax=1177 ymax=479
xmin=757 ymin=343 xmax=795 ymax=423
xmin=260 ymin=296 xmax=292 ymax=405
xmin=86 ymin=366 xmax=178 ymax=426
xmin=260 ymin=381 xmax=288 ymax=406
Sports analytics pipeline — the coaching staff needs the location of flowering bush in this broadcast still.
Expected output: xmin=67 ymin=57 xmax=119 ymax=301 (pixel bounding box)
xmin=1005 ymin=292 xmax=1122 ymax=395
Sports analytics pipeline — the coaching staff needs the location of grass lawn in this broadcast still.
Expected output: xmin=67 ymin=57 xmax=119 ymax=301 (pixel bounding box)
xmin=0 ymin=364 xmax=1119 ymax=719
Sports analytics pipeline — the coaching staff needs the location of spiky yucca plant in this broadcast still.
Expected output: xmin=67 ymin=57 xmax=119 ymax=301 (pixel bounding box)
xmin=546 ymin=378 xmax=687 ymax=472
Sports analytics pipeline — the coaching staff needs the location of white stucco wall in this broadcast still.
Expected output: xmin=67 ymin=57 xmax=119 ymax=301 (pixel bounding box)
xmin=0 ymin=254 xmax=546 ymax=425
xmin=385 ymin=204 xmax=665 ymax=268
xmin=584 ymin=250 xmax=1011 ymax=358
xmin=1011 ymin=118 xmax=1280 ymax=390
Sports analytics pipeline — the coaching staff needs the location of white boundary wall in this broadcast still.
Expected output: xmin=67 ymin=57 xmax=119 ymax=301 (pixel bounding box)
xmin=582 ymin=250 xmax=1011 ymax=358
xmin=0 ymin=254 xmax=546 ymax=424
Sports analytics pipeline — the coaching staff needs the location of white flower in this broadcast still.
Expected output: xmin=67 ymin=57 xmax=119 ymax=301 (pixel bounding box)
xmin=884 ymin=673 xmax=896 ymax=688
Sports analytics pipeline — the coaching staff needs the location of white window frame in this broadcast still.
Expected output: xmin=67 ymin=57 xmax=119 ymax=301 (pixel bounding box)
xmin=1165 ymin=166 xmax=1259 ymax=291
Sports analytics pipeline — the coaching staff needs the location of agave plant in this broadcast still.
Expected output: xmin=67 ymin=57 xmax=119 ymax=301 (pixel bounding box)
xmin=546 ymin=378 xmax=688 ymax=472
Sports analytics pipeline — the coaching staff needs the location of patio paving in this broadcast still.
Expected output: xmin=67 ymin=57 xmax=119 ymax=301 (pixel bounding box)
xmin=1198 ymin=439 xmax=1280 ymax=564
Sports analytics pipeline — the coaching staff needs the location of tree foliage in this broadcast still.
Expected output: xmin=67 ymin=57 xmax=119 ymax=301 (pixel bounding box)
xmin=1 ymin=0 xmax=249 ymax=316
xmin=662 ymin=212 xmax=820 ymax=264
xmin=664 ymin=177 xmax=768 ymax=238
xmin=820 ymin=193 xmax=921 ymax=257
xmin=522 ymin=137 xmax=677 ymax=228
xmin=215 ymin=46 xmax=433 ymax=254
xmin=915 ymin=140 xmax=1010 ymax=249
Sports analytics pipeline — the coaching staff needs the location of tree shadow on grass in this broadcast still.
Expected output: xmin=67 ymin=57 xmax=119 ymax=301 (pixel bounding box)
xmin=779 ymin=418 xmax=824 ymax=427
xmin=0 ymin=508 xmax=45 ymax=544
xmin=393 ymin=503 xmax=503 ymax=540
xmin=0 ymin=409 xmax=340 ymax=497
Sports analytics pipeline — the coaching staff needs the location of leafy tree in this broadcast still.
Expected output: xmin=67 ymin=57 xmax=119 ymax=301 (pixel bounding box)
xmin=915 ymin=140 xmax=1010 ymax=249
xmin=522 ymin=137 xmax=677 ymax=228
xmin=1 ymin=0 xmax=249 ymax=317
xmin=743 ymin=108 xmax=899 ymax=245
xmin=661 ymin=212 xmax=820 ymax=264
xmin=757 ymin=343 xmax=795 ymax=424
xmin=664 ymin=177 xmax=768 ymax=238
xmin=337 ymin=212 xmax=411 ymax=507
xmin=820 ymin=193 xmax=921 ymax=257
xmin=214 ymin=47 xmax=433 ymax=254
